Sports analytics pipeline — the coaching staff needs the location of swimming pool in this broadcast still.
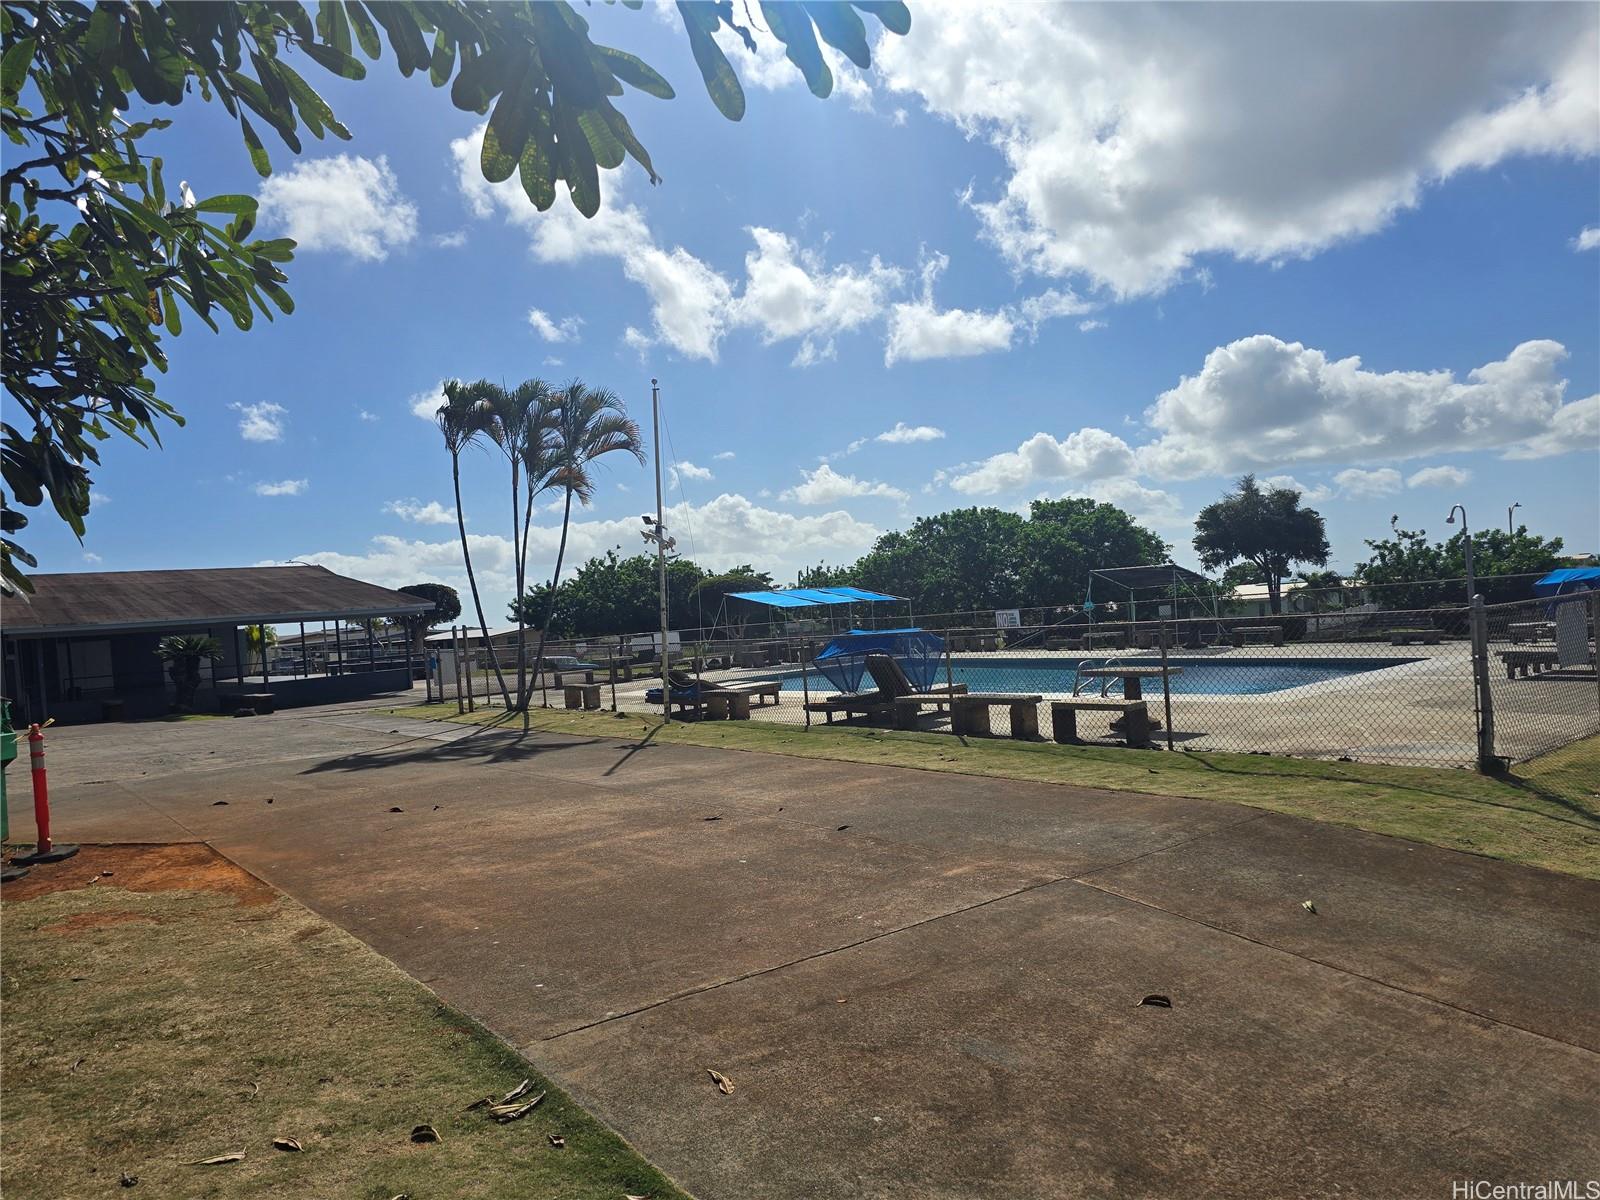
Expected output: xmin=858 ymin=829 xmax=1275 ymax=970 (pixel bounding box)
xmin=758 ymin=656 xmax=1418 ymax=697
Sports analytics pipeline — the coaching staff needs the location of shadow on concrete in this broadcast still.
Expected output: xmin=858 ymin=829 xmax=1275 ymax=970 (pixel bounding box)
xmin=297 ymin=721 xmax=606 ymax=776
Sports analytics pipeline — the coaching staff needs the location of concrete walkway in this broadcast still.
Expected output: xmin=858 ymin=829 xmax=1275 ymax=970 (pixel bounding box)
xmin=16 ymin=710 xmax=1600 ymax=1198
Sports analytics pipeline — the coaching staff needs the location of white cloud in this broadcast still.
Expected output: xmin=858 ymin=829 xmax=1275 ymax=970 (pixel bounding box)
xmin=884 ymin=252 xmax=1014 ymax=365
xmin=877 ymin=422 xmax=945 ymax=445
xmin=82 ymin=551 xmax=102 ymax=565
xmin=527 ymin=308 xmax=582 ymax=343
xmin=712 ymin=23 xmax=878 ymax=112
xmin=434 ymin=229 xmax=468 ymax=249
xmin=359 ymin=409 xmax=380 ymax=423
xmin=1334 ymin=467 xmax=1403 ymax=498
xmin=1575 ymin=226 xmax=1600 ymax=252
xmin=877 ymin=3 xmax=1599 ymax=295
xmin=231 ymin=401 xmax=286 ymax=443
xmin=257 ymin=154 xmax=418 ymax=261
xmin=410 ymin=383 xmax=446 ymax=421
xmin=1261 ymin=475 xmax=1334 ymax=503
xmin=1016 ymin=287 xmax=1095 ymax=334
xmin=89 ymin=490 xmax=111 ymax=506
xmin=1137 ymin=336 xmax=1595 ymax=477
xmin=1078 ymin=319 xmax=1106 ymax=333
xmin=1406 ymin=465 xmax=1472 ymax=489
xmin=781 ymin=464 xmax=908 ymax=505
xmin=713 ymin=451 xmax=736 ymax=461
xmin=949 ymin=428 xmax=1137 ymax=495
xmin=734 ymin=227 xmax=903 ymax=366
xmin=1061 ymin=477 xmax=1186 ymax=531
xmin=677 ymin=461 xmax=714 ymax=482
xmin=255 ymin=479 xmax=308 ymax=497
xmin=385 ymin=498 xmax=458 ymax=525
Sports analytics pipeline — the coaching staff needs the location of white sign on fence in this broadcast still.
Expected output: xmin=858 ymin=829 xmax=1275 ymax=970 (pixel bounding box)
xmin=994 ymin=609 xmax=1021 ymax=629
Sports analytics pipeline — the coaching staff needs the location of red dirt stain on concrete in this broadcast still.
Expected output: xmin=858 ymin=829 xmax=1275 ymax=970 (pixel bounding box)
xmin=39 ymin=910 xmax=159 ymax=935
xmin=1 ymin=844 xmax=275 ymax=907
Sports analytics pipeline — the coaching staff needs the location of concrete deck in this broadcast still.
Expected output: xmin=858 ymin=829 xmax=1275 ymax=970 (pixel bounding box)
xmin=9 ymin=708 xmax=1598 ymax=1198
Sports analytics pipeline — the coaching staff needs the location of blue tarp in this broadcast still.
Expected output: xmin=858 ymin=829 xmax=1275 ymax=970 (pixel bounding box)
xmin=812 ymin=628 xmax=944 ymax=694
xmin=727 ymin=586 xmax=904 ymax=608
xmin=1533 ymin=568 xmax=1600 ymax=597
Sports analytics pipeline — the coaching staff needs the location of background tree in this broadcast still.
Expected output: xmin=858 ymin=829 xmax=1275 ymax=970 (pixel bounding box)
xmin=512 ymin=550 xmax=707 ymax=637
xmin=1354 ymin=518 xmax=1565 ymax=608
xmin=1 ymin=1 xmax=910 ymax=589
xmin=1193 ymin=476 xmax=1330 ymax=614
xmin=1017 ymin=498 xmax=1169 ymax=606
xmin=397 ymin=582 xmax=460 ymax=653
xmin=795 ymin=561 xmax=858 ymax=588
xmin=155 ymin=633 xmax=222 ymax=710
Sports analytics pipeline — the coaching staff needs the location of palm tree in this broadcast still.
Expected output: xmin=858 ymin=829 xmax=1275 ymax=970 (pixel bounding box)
xmin=483 ymin=379 xmax=560 ymax=709
xmin=528 ymin=380 xmax=645 ymax=703
xmin=436 ymin=379 xmax=511 ymax=707
xmin=155 ymin=634 xmax=223 ymax=710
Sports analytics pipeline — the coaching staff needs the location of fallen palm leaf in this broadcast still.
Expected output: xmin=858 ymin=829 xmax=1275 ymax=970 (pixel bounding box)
xmin=463 ymin=1094 xmax=495 ymax=1112
xmin=489 ymin=1094 xmax=545 ymax=1122
xmin=272 ymin=1137 xmax=302 ymax=1152
xmin=1301 ymin=900 xmax=1318 ymax=914
xmin=500 ymin=1077 xmax=533 ymax=1103
xmin=1137 ymin=994 xmax=1172 ymax=1008
xmin=706 ymin=1068 xmax=735 ymax=1095
xmin=547 ymin=1134 xmax=565 ymax=1148
xmin=183 ymin=1152 xmax=245 ymax=1165
xmin=409 ymin=1124 xmax=441 ymax=1144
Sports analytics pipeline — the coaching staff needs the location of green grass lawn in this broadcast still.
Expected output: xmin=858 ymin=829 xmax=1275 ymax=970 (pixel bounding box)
xmin=384 ymin=702 xmax=1600 ymax=881
xmin=0 ymin=845 xmax=688 ymax=1200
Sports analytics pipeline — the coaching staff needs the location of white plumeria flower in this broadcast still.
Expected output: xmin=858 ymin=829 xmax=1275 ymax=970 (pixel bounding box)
xmin=178 ymin=180 xmax=196 ymax=208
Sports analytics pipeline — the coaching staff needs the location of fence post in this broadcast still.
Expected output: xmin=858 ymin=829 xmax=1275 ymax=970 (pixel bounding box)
xmin=801 ymin=640 xmax=811 ymax=729
xmin=453 ymin=626 xmax=465 ymax=716
xmin=1592 ymin=591 xmax=1600 ymax=717
xmin=1470 ymin=595 xmax=1497 ymax=773
xmin=1158 ymin=623 xmax=1174 ymax=752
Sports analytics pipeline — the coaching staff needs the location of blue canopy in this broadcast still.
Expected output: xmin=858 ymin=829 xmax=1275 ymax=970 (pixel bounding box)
xmin=812 ymin=628 xmax=944 ymax=694
xmin=1533 ymin=567 xmax=1600 ymax=597
xmin=727 ymin=586 xmax=904 ymax=609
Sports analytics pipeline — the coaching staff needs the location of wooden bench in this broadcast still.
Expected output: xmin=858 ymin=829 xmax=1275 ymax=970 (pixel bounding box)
xmin=1231 ymin=624 xmax=1284 ymax=647
xmin=1050 ymin=698 xmax=1152 ymax=748
xmin=563 ymin=682 xmax=603 ymax=710
xmin=1389 ymin=628 xmax=1441 ymax=646
xmin=890 ymin=685 xmax=972 ymax=729
xmin=219 ymin=691 xmax=275 ymax=715
xmin=950 ymin=693 xmax=1042 ymax=738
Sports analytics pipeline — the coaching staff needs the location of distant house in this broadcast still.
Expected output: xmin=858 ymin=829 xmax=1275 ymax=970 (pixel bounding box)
xmin=1 ymin=565 xmax=432 ymax=724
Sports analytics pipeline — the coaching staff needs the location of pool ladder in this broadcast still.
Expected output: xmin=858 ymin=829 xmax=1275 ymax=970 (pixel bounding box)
xmin=1070 ymin=650 xmax=1140 ymax=697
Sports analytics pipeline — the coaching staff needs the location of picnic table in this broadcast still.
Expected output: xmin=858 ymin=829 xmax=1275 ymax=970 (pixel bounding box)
xmin=1077 ymin=664 xmax=1181 ymax=701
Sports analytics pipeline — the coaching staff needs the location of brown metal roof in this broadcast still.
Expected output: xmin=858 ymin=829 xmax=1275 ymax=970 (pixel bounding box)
xmin=1 ymin=566 xmax=433 ymax=638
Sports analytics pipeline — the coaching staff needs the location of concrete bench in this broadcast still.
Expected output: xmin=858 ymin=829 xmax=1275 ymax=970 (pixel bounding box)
xmin=219 ymin=691 xmax=275 ymax=715
xmin=1498 ymin=648 xmax=1561 ymax=679
xmin=1050 ymin=698 xmax=1151 ymax=748
xmin=1389 ymin=629 xmax=1441 ymax=646
xmin=1508 ymin=622 xmax=1553 ymax=645
xmin=563 ymin=682 xmax=603 ymax=710
xmin=721 ymin=680 xmax=782 ymax=705
xmin=890 ymin=686 xmax=972 ymax=729
xmin=1075 ymin=629 xmax=1128 ymax=650
xmin=951 ymin=693 xmax=1042 ymax=738
xmin=552 ymin=668 xmax=596 ymax=687
xmin=704 ymin=691 xmax=752 ymax=720
xmin=1231 ymin=624 xmax=1284 ymax=647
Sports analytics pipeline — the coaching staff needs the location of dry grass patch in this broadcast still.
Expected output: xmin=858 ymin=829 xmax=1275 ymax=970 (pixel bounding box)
xmin=0 ymin=844 xmax=687 ymax=1200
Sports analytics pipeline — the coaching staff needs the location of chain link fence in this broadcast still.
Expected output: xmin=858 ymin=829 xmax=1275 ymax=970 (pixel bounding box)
xmin=424 ymin=583 xmax=1599 ymax=770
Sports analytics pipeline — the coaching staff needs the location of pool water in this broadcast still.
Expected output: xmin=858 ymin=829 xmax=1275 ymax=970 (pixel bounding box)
xmin=763 ymin=656 xmax=1415 ymax=697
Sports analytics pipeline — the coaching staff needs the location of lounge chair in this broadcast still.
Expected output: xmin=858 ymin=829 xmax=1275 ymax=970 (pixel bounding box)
xmin=805 ymin=652 xmax=966 ymax=724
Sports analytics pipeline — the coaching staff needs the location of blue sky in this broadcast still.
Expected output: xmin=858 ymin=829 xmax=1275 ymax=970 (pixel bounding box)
xmin=28 ymin=2 xmax=1600 ymax=621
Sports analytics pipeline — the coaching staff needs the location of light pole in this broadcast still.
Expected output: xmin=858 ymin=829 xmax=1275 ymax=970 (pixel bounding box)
xmin=1507 ymin=501 xmax=1521 ymax=535
xmin=1446 ymin=504 xmax=1475 ymax=602
xmin=642 ymin=379 xmax=677 ymax=721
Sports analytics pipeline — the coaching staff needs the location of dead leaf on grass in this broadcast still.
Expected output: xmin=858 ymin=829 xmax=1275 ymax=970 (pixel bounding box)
xmin=547 ymin=1134 xmax=565 ymax=1148
xmin=1137 ymin=994 xmax=1172 ymax=1008
xmin=500 ymin=1078 xmax=533 ymax=1103
xmin=388 ymin=807 xmax=404 ymax=814
xmin=183 ymin=1152 xmax=245 ymax=1165
xmin=706 ymin=1068 xmax=735 ymax=1095
xmin=212 ymin=801 xmax=228 ymax=806
xmin=1301 ymin=900 xmax=1318 ymax=914
xmin=272 ymin=1137 xmax=302 ymax=1152
xmin=409 ymin=1124 xmax=441 ymax=1143
xmin=463 ymin=1095 xmax=495 ymax=1112
xmin=489 ymin=1094 xmax=545 ymax=1122
xmin=118 ymin=1172 xmax=138 ymax=1187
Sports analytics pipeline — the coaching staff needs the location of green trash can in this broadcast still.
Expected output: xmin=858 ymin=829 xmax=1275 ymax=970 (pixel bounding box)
xmin=1 ymin=697 xmax=23 ymax=878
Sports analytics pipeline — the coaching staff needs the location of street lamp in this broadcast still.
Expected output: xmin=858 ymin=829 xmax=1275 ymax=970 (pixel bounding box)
xmin=1446 ymin=504 xmax=1475 ymax=602
xmin=1507 ymin=502 xmax=1521 ymax=535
